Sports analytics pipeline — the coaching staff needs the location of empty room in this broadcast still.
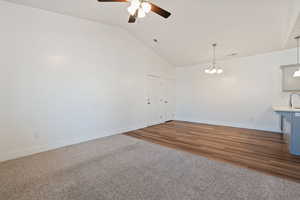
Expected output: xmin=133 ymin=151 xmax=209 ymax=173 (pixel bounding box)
xmin=1 ymin=0 xmax=300 ymax=199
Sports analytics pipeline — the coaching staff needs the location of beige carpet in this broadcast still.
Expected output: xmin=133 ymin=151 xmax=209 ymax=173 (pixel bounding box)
xmin=1 ymin=135 xmax=300 ymax=200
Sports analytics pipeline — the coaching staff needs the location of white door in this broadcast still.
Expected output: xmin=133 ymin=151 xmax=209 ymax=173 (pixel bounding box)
xmin=163 ymin=79 xmax=176 ymax=121
xmin=146 ymin=75 xmax=164 ymax=126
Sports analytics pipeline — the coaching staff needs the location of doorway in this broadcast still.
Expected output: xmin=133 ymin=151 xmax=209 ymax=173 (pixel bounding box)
xmin=146 ymin=75 xmax=175 ymax=126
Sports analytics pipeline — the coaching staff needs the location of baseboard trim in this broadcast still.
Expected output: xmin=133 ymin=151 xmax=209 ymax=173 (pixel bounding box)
xmin=175 ymin=118 xmax=281 ymax=133
xmin=0 ymin=123 xmax=147 ymax=163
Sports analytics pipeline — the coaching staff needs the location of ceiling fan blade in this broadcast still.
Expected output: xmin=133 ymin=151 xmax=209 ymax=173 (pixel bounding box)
xmin=150 ymin=3 xmax=171 ymax=18
xmin=128 ymin=15 xmax=136 ymax=23
xmin=128 ymin=9 xmax=138 ymax=23
xmin=97 ymin=0 xmax=128 ymax=2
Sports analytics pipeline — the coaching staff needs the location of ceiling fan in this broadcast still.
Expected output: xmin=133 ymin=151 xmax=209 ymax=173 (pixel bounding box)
xmin=97 ymin=0 xmax=171 ymax=23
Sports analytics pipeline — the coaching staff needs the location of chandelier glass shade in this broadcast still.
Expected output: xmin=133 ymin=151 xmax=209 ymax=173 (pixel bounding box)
xmin=294 ymin=70 xmax=300 ymax=77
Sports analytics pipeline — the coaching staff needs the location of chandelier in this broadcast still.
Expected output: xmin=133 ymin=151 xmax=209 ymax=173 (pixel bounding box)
xmin=294 ymin=36 xmax=300 ymax=78
xmin=204 ymin=43 xmax=223 ymax=74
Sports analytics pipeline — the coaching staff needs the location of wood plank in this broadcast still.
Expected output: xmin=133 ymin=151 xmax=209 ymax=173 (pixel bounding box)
xmin=124 ymin=120 xmax=300 ymax=183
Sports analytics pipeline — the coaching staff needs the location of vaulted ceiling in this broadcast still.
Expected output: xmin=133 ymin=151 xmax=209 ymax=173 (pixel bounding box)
xmin=4 ymin=0 xmax=300 ymax=66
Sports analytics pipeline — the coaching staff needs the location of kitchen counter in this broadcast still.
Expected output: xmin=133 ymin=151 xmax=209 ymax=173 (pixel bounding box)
xmin=272 ymin=106 xmax=300 ymax=113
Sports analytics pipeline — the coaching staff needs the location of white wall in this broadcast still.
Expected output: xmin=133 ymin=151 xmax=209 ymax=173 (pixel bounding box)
xmin=0 ymin=1 xmax=175 ymax=162
xmin=176 ymin=49 xmax=297 ymax=132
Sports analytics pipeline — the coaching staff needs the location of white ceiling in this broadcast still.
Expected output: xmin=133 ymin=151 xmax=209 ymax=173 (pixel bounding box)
xmin=4 ymin=0 xmax=299 ymax=66
xmin=284 ymin=0 xmax=300 ymax=49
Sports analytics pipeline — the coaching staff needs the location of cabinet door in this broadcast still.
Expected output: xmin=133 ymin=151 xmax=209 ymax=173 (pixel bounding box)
xmin=286 ymin=119 xmax=292 ymax=145
xmin=283 ymin=117 xmax=292 ymax=144
xmin=290 ymin=113 xmax=300 ymax=155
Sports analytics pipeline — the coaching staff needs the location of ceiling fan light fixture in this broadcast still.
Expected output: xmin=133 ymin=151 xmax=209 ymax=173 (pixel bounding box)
xmin=141 ymin=2 xmax=151 ymax=13
xmin=127 ymin=5 xmax=137 ymax=15
xmin=138 ymin=8 xmax=146 ymax=18
xmin=130 ymin=0 xmax=140 ymax=9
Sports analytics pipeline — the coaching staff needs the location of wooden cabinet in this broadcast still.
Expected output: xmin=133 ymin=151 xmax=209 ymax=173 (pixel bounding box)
xmin=279 ymin=112 xmax=300 ymax=155
xmin=290 ymin=113 xmax=300 ymax=155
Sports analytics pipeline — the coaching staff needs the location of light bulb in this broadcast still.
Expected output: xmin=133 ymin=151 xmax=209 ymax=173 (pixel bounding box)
xmin=130 ymin=0 xmax=140 ymax=9
xmin=138 ymin=8 xmax=146 ymax=18
xmin=210 ymin=69 xmax=217 ymax=74
xmin=294 ymin=69 xmax=300 ymax=77
xmin=205 ymin=69 xmax=210 ymax=74
xmin=127 ymin=5 xmax=137 ymax=15
xmin=141 ymin=2 xmax=151 ymax=13
xmin=217 ymin=69 xmax=223 ymax=74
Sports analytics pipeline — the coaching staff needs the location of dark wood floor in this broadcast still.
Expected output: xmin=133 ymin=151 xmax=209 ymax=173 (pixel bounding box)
xmin=125 ymin=120 xmax=300 ymax=183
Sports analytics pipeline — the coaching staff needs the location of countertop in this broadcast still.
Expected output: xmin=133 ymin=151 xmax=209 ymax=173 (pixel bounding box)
xmin=272 ymin=106 xmax=300 ymax=113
